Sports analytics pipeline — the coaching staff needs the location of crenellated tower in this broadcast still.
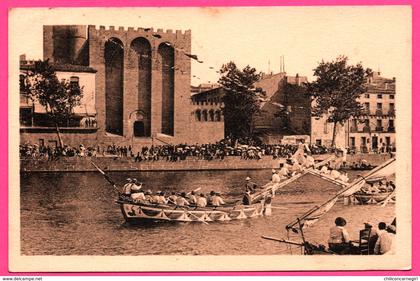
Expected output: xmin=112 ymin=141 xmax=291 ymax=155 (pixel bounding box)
xmin=43 ymin=24 xmax=193 ymax=146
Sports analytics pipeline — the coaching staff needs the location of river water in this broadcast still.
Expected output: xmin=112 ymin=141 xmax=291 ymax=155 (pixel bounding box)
xmin=20 ymin=169 xmax=395 ymax=255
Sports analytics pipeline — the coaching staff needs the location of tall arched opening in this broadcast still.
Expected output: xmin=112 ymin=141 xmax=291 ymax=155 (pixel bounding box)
xmin=104 ymin=37 xmax=124 ymax=135
xmin=130 ymin=37 xmax=152 ymax=137
xmin=158 ymin=43 xmax=175 ymax=136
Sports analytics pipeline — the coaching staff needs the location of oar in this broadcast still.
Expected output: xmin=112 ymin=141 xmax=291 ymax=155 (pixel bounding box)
xmin=380 ymin=190 xmax=396 ymax=207
xmin=186 ymin=187 xmax=201 ymax=196
xmin=91 ymin=161 xmax=120 ymax=194
xmin=261 ymin=236 xmax=304 ymax=246
xmin=187 ymin=211 xmax=209 ymax=225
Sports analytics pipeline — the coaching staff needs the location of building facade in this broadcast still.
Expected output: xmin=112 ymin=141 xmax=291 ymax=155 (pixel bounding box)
xmin=20 ymin=25 xmax=225 ymax=148
xmin=310 ymin=71 xmax=396 ymax=151
xmin=190 ymin=85 xmax=225 ymax=143
xmin=252 ymin=72 xmax=311 ymax=144
xmin=20 ymin=58 xmax=99 ymax=147
xmin=347 ymin=72 xmax=396 ymax=152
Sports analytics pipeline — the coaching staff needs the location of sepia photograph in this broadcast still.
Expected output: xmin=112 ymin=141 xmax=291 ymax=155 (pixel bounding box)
xmin=8 ymin=6 xmax=412 ymax=272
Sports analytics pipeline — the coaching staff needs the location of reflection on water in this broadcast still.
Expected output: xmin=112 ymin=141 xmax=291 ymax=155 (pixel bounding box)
xmin=20 ymin=170 xmax=395 ymax=255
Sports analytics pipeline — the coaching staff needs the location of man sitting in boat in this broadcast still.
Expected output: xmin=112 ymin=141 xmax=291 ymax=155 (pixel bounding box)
xmin=211 ymin=192 xmax=225 ymax=206
xmin=175 ymin=192 xmax=190 ymax=206
xmin=157 ymin=191 xmax=168 ymax=204
xmin=388 ymin=181 xmax=396 ymax=191
xmin=378 ymin=181 xmax=388 ymax=192
xmin=245 ymin=177 xmax=258 ymax=194
xmin=131 ymin=178 xmax=143 ymax=190
xmin=368 ymin=183 xmax=380 ymax=194
xmin=271 ymin=169 xmax=281 ymax=183
xmin=122 ymin=178 xmax=133 ymax=196
xmin=196 ymin=193 xmax=207 ymax=207
xmin=144 ymin=190 xmax=153 ymax=202
xmin=167 ymin=192 xmax=178 ymax=204
xmin=130 ymin=178 xmax=143 ymax=193
xmin=320 ymin=165 xmax=329 ymax=175
xmin=130 ymin=189 xmax=146 ymax=203
xmin=150 ymin=191 xmax=162 ymax=204
xmin=328 ymin=217 xmax=352 ymax=254
xmin=188 ymin=191 xmax=197 ymax=205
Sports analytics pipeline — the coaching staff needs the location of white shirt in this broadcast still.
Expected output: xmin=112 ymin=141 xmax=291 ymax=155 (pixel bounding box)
xmin=375 ymin=230 xmax=394 ymax=254
xmin=131 ymin=192 xmax=146 ymax=201
xmin=211 ymin=196 xmax=225 ymax=206
xmin=122 ymin=183 xmax=133 ymax=195
xmin=197 ymin=197 xmax=207 ymax=207
xmin=271 ymin=173 xmax=281 ymax=183
xmin=279 ymin=167 xmax=289 ymax=177
xmin=330 ymin=170 xmax=341 ymax=180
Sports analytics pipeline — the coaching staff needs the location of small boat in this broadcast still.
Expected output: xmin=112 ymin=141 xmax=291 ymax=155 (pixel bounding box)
xmin=117 ymin=198 xmax=269 ymax=224
xmin=340 ymin=164 xmax=377 ymax=171
xmin=352 ymin=191 xmax=394 ymax=204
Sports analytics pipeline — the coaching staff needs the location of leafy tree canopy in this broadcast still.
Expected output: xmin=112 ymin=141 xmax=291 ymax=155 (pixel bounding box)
xmin=218 ymin=61 xmax=264 ymax=140
xmin=306 ymin=56 xmax=371 ymax=124
xmin=305 ymin=56 xmax=372 ymax=146
xmin=25 ymin=59 xmax=84 ymax=146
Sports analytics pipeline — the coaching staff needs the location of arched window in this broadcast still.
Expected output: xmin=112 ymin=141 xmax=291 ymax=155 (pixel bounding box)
xmin=202 ymin=110 xmax=208 ymax=122
xmin=70 ymin=76 xmax=80 ymax=87
xmin=215 ymin=110 xmax=222 ymax=122
xmin=209 ymin=110 xmax=215 ymax=121
xmin=130 ymin=37 xmax=152 ymax=137
xmin=195 ymin=110 xmax=201 ymax=121
xmin=19 ymin=74 xmax=26 ymax=92
xmin=158 ymin=43 xmax=175 ymax=136
xmin=104 ymin=37 xmax=124 ymax=135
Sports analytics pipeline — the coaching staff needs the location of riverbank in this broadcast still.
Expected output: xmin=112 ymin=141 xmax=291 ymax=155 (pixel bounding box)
xmin=20 ymin=153 xmax=392 ymax=172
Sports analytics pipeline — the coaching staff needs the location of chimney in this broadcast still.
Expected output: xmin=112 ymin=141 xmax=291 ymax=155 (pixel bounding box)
xmin=20 ymin=54 xmax=26 ymax=62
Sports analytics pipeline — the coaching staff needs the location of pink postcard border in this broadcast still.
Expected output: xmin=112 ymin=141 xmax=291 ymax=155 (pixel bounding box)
xmin=0 ymin=0 xmax=417 ymax=276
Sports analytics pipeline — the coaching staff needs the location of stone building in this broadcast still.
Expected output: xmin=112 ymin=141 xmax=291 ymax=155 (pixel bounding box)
xmin=310 ymin=115 xmax=347 ymax=148
xmin=20 ymin=57 xmax=98 ymax=147
xmin=347 ymin=71 xmax=396 ymax=152
xmin=191 ymin=72 xmax=312 ymax=144
xmin=20 ymin=25 xmax=224 ymax=148
xmin=190 ymin=85 xmax=225 ymax=143
xmin=252 ymin=72 xmax=311 ymax=144
xmin=310 ymin=71 xmax=396 ymax=151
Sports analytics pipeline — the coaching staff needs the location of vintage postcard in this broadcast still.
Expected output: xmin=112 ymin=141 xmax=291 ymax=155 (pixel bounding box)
xmin=8 ymin=6 xmax=412 ymax=272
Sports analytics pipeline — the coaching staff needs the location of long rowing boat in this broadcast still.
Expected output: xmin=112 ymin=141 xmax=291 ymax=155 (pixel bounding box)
xmin=92 ymin=156 xmax=333 ymax=224
xmin=117 ymin=199 xmax=269 ymax=223
xmin=352 ymin=191 xmax=394 ymax=204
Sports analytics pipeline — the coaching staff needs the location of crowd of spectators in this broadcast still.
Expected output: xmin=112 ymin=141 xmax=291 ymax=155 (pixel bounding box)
xmin=19 ymin=138 xmax=346 ymax=161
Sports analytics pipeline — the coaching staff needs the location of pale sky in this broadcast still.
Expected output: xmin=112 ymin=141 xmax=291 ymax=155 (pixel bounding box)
xmin=10 ymin=7 xmax=411 ymax=85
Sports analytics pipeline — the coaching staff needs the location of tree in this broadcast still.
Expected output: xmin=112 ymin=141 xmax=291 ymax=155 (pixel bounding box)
xmin=218 ymin=61 xmax=264 ymax=140
xmin=25 ymin=59 xmax=84 ymax=147
xmin=306 ymin=56 xmax=371 ymax=147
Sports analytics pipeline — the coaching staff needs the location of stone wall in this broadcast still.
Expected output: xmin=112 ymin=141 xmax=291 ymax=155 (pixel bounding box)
xmin=87 ymin=25 xmax=193 ymax=146
xmin=20 ymin=153 xmax=392 ymax=173
xmin=21 ymin=155 xmax=283 ymax=172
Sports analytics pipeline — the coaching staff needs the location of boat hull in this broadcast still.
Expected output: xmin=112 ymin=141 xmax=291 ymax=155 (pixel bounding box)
xmin=353 ymin=192 xmax=394 ymax=204
xmin=119 ymin=201 xmax=267 ymax=223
